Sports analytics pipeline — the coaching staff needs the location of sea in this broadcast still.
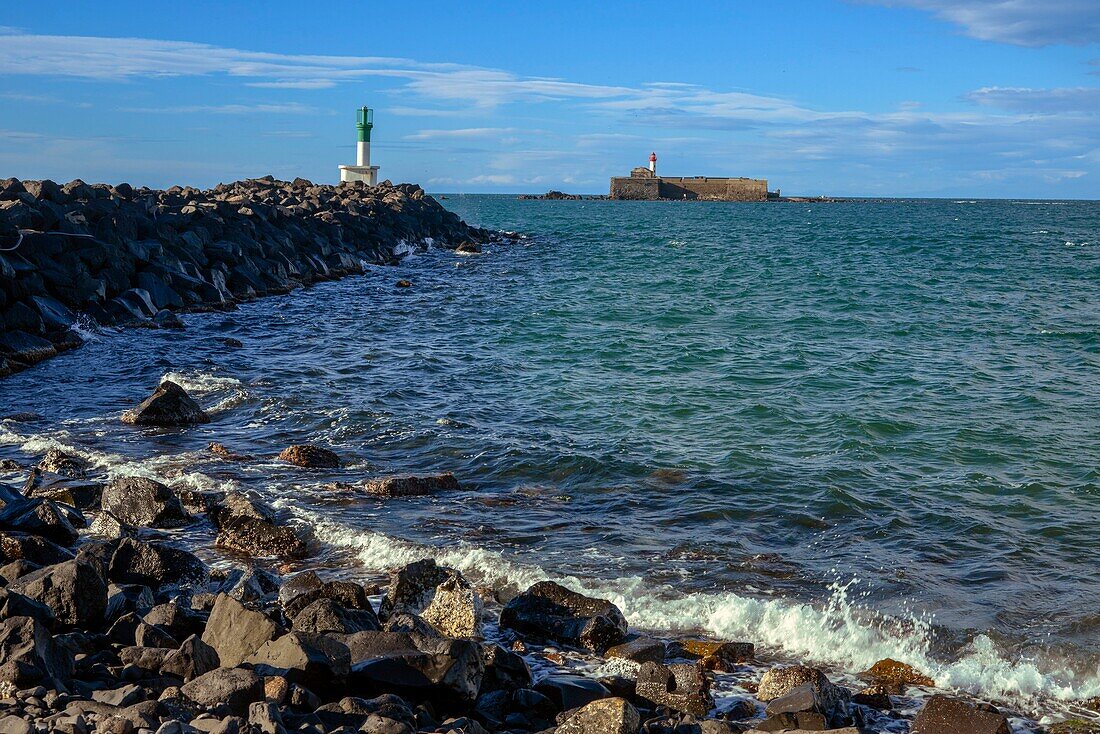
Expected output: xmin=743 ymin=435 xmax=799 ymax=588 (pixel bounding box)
xmin=1 ymin=196 xmax=1098 ymax=726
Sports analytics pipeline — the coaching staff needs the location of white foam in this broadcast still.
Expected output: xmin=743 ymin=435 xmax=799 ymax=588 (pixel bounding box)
xmin=161 ymin=371 xmax=241 ymax=394
xmin=296 ymin=508 xmax=1100 ymax=710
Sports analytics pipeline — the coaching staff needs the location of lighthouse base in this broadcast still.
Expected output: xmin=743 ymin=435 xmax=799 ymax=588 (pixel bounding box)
xmin=339 ymin=165 xmax=379 ymax=185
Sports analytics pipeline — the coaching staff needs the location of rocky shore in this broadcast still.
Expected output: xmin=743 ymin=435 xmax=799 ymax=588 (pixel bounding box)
xmin=0 ymin=380 xmax=1092 ymax=734
xmin=0 ymin=176 xmax=498 ymax=378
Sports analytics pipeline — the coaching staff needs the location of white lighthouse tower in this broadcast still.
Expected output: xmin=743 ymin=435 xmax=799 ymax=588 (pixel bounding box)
xmin=649 ymin=151 xmax=657 ymax=175
xmin=339 ymin=106 xmax=380 ymax=185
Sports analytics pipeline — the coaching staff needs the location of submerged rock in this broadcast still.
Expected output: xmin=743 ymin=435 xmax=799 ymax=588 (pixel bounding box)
xmin=212 ymin=492 xmax=307 ymax=559
xmin=363 ymin=473 xmax=461 ymax=498
xmin=499 ymin=581 xmax=627 ymax=653
xmin=277 ymin=444 xmax=339 ymax=469
xmin=861 ymin=657 xmax=935 ymax=688
xmin=121 ymin=381 xmax=210 ymax=426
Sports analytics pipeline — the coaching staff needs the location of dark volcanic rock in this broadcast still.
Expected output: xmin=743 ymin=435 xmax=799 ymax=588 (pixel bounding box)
xmin=499 ymin=581 xmax=627 ymax=653
xmin=35 ymin=448 xmax=87 ymax=478
xmin=100 ymin=476 xmax=189 ymax=528
xmin=911 ymin=695 xmax=1011 ymax=734
xmin=292 ymin=597 xmax=380 ymax=635
xmin=379 ymin=559 xmax=481 ymax=638
xmin=363 ymin=473 xmax=460 ymax=497
xmin=0 ymin=532 xmax=74 ymax=566
xmin=201 ymin=593 xmax=283 ymax=667
xmin=278 ymin=444 xmax=339 ymax=469
xmin=556 ymin=697 xmax=640 ymax=734
xmin=757 ymin=664 xmax=850 ymax=727
xmin=344 ymin=630 xmax=485 ymax=704
xmin=635 ymin=662 xmax=712 ymax=716
xmin=159 ymin=634 xmax=219 ymax=682
xmin=108 ymin=538 xmax=207 ymax=588
xmin=180 ymin=666 xmax=264 ymax=715
xmin=8 ymin=557 xmax=107 ymax=629
xmin=0 ymin=615 xmax=74 ymax=687
xmin=211 ymin=491 xmax=306 ymax=559
xmin=120 ymin=381 xmax=210 ymax=426
xmin=245 ymin=631 xmax=351 ymax=691
xmin=0 ymin=498 xmax=80 ymax=545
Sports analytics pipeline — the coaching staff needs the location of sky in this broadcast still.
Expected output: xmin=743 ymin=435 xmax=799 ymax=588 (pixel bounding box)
xmin=1 ymin=1 xmax=1099 ymax=197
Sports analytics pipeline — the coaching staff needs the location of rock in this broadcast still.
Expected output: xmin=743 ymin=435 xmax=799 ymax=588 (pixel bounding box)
xmin=0 ymin=331 xmax=56 ymax=365
xmin=35 ymin=449 xmax=87 ymax=479
xmin=248 ymin=701 xmax=286 ymax=734
xmin=207 ymin=442 xmax=249 ymax=461
xmin=757 ymin=665 xmax=849 ymax=726
xmin=344 ymin=630 xmax=485 ymax=704
xmin=379 ymin=559 xmax=481 ymax=638
xmin=861 ymin=657 xmax=935 ymax=688
xmin=92 ymin=683 xmax=146 ymax=707
xmin=120 ymin=381 xmax=210 ymax=426
xmin=200 ymin=594 xmax=283 ymax=667
xmin=8 ymin=557 xmax=107 ymax=629
xmin=395 ymin=280 xmax=412 ymax=288
xmin=0 ymin=615 xmax=74 ymax=687
xmin=143 ymin=602 xmax=206 ymax=640
xmin=245 ymin=632 xmax=351 ymax=690
xmin=910 ymin=695 xmax=1011 ymax=734
xmin=277 ymin=444 xmax=339 ymax=469
xmin=101 ymin=477 xmax=189 ymax=528
xmin=291 ymin=597 xmax=380 ymax=635
xmin=211 ymin=492 xmax=306 ymax=559
xmin=362 ymin=474 xmax=460 ymax=498
xmin=0 ymin=498 xmax=79 ymax=545
xmin=0 ymin=561 xmax=40 ymax=585
xmin=160 ymin=634 xmax=219 ymax=682
xmin=479 ymin=644 xmax=531 ymax=693
xmin=455 ymin=242 xmax=482 ymax=254
xmin=556 ymin=697 xmax=639 ymax=734
xmin=108 ymin=538 xmax=207 ymax=588
xmin=533 ymin=674 xmax=610 ymax=712
xmin=606 ymin=637 xmax=666 ymax=665
xmin=851 ymin=684 xmax=892 ymax=709
xmin=499 ymin=581 xmax=626 ymax=652
xmin=180 ymin=667 xmax=264 ymax=715
xmin=21 ymin=470 xmax=102 ymax=510
xmin=89 ymin=511 xmax=135 ymax=539
xmin=760 ymin=684 xmax=830 ymax=730
xmin=635 ymin=662 xmax=711 ymax=716
xmin=218 ymin=567 xmax=282 ymax=604
xmin=676 ymin=639 xmax=754 ymax=670
xmin=0 ymin=532 xmax=73 ymax=567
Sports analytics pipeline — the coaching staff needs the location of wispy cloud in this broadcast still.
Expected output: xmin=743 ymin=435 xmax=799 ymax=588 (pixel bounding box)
xmin=964 ymin=86 xmax=1100 ymax=112
xmin=858 ymin=1 xmax=1100 ymax=46
xmin=123 ymin=103 xmax=321 ymax=115
xmin=404 ymin=127 xmax=546 ymax=141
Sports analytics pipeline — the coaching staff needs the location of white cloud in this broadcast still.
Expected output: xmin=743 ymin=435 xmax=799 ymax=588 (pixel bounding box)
xmin=859 ymin=1 xmax=1100 ymax=46
xmin=404 ymin=127 xmax=546 ymax=141
xmin=964 ymin=86 xmax=1100 ymax=112
xmin=123 ymin=103 xmax=321 ymax=115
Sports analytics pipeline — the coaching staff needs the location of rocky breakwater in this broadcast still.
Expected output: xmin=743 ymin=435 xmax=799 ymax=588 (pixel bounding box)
xmin=0 ymin=175 xmax=494 ymax=377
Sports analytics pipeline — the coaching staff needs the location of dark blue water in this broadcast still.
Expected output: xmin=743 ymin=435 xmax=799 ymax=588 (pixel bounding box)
xmin=1 ymin=196 xmax=1098 ymax=715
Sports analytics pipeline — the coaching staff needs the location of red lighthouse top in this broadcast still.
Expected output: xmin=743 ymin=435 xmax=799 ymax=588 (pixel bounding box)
xmin=650 ymin=152 xmax=657 ymax=162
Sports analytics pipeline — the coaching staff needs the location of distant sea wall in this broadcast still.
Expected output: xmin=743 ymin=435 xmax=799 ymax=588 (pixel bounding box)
xmin=609 ymin=174 xmax=768 ymax=201
xmin=0 ymin=176 xmax=490 ymax=378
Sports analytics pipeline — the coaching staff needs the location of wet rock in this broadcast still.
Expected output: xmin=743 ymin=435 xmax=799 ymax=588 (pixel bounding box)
xmin=35 ymin=449 xmax=87 ymax=479
xmin=0 ymin=532 xmax=73 ymax=567
xmin=861 ymin=657 xmax=934 ymax=688
xmin=534 ymin=674 xmax=610 ymax=712
xmin=21 ymin=470 xmax=102 ymax=511
xmin=455 ymin=242 xmax=482 ymax=254
xmin=851 ymin=684 xmax=892 ymax=709
xmin=108 ymin=538 xmax=207 ymax=588
xmin=101 ymin=477 xmax=189 ymax=528
xmin=8 ymin=557 xmax=107 ymax=629
xmin=395 ymin=280 xmax=412 ymax=288
xmin=0 ymin=615 xmax=74 ymax=687
xmin=292 ymin=597 xmax=380 ymax=635
xmin=201 ymin=594 xmax=283 ymax=668
xmin=245 ymin=632 xmax=351 ymax=691
xmin=380 ymin=559 xmax=482 ymax=638
xmin=180 ymin=667 xmax=264 ymax=715
xmin=606 ymin=636 xmax=666 ymax=665
xmin=89 ymin=510 xmax=135 ymax=539
xmin=218 ymin=567 xmax=282 ymax=604
xmin=910 ymin=695 xmax=1010 ymax=734
xmin=211 ymin=492 xmax=306 ymax=559
xmin=635 ymin=662 xmax=712 ymax=717
xmin=760 ymin=683 xmax=830 ymax=730
xmin=121 ymin=380 xmax=210 ymax=426
xmin=675 ymin=639 xmax=754 ymax=670
xmin=479 ymin=644 xmax=531 ymax=693
xmin=0 ymin=498 xmax=80 ymax=545
xmin=556 ymin=697 xmax=640 ymax=734
xmin=152 ymin=309 xmax=185 ymax=329
xmin=499 ymin=581 xmax=627 ymax=652
xmin=207 ymin=442 xmax=249 ymax=461
xmin=756 ymin=665 xmax=849 ymax=727
xmin=362 ymin=474 xmax=460 ymax=498
xmin=277 ymin=444 xmax=339 ymax=469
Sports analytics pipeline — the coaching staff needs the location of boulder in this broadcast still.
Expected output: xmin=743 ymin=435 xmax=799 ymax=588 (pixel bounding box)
xmin=635 ymin=662 xmax=712 ymax=716
xmin=861 ymin=658 xmax=935 ymax=688
xmin=0 ymin=615 xmax=74 ymax=687
xmin=90 ymin=510 xmax=136 ymax=539
xmin=180 ymin=667 xmax=264 ymax=715
xmin=0 ymin=532 xmax=73 ymax=567
xmin=676 ymin=639 xmax=754 ymax=671
xmin=121 ymin=381 xmax=210 ymax=426
xmin=499 ymin=581 xmax=626 ymax=652
xmin=143 ymin=602 xmax=206 ymax=640
xmin=245 ymin=632 xmax=350 ymax=690
xmin=200 ymin=594 xmax=283 ymax=667
xmin=0 ymin=498 xmax=80 ymax=545
xmin=282 ymin=576 xmax=373 ymax=620
xmin=211 ymin=492 xmax=306 ymax=559
xmin=8 ymin=557 xmax=107 ymax=629
xmin=291 ymin=597 xmax=380 ymax=635
xmin=35 ymin=449 xmax=87 ymax=479
xmin=533 ymin=674 xmax=610 ymax=712
xmin=101 ymin=477 xmax=189 ymax=528
xmin=380 ymin=559 xmax=481 ymax=638
xmin=910 ymin=695 xmax=1011 ymax=734
xmin=277 ymin=444 xmax=339 ymax=469
xmin=362 ymin=474 xmax=460 ymax=498
xmin=344 ymin=630 xmax=485 ymax=704
xmin=606 ymin=636 xmax=665 ymax=665
xmin=108 ymin=538 xmax=207 ymax=588
xmin=556 ymin=697 xmax=640 ymax=734
xmin=159 ymin=634 xmax=219 ymax=682
xmin=21 ymin=470 xmax=102 ymax=510
xmin=479 ymin=643 xmax=531 ymax=693
xmin=757 ymin=665 xmax=849 ymax=726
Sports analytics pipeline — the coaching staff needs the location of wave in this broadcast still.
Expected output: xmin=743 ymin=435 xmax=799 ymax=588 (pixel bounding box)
xmin=160 ymin=370 xmax=242 ymax=394
xmin=294 ymin=507 xmax=1100 ymax=710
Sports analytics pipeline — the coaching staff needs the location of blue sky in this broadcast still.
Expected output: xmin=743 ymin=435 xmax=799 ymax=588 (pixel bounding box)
xmin=1 ymin=1 xmax=1099 ymax=197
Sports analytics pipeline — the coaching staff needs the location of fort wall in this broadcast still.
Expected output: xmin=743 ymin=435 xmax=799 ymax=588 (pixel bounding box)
xmin=609 ymin=172 xmax=768 ymax=201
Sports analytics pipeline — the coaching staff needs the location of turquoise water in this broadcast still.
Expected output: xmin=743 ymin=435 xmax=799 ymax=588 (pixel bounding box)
xmin=1 ymin=196 xmax=1098 ymax=714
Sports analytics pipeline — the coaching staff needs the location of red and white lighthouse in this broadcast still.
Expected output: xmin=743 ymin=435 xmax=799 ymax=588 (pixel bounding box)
xmin=649 ymin=151 xmax=657 ymax=174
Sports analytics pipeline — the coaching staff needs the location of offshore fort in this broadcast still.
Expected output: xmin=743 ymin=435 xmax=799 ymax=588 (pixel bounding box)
xmin=610 ymin=152 xmax=772 ymax=201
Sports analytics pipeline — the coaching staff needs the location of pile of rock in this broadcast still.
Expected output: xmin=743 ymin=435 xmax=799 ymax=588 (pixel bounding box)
xmin=0 ymin=176 xmax=497 ymax=377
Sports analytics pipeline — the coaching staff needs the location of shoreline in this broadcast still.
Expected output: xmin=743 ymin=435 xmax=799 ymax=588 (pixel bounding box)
xmin=0 ymin=175 xmax=498 ymax=379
